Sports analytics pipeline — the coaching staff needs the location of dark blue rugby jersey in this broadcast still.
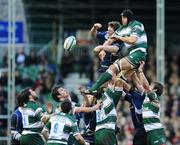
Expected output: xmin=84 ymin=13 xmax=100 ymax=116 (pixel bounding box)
xmin=96 ymin=31 xmax=123 ymax=74
xmin=125 ymin=91 xmax=145 ymax=129
xmin=11 ymin=108 xmax=23 ymax=134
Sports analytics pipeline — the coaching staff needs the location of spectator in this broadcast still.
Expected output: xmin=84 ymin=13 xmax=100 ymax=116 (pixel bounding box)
xmin=15 ymin=48 xmax=26 ymax=66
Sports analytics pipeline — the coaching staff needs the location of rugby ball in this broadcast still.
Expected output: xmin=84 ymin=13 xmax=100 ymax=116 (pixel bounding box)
xmin=64 ymin=36 xmax=76 ymax=51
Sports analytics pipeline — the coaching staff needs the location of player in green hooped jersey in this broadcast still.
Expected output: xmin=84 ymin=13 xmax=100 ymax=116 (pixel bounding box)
xmin=88 ymin=8 xmax=150 ymax=94
xmin=142 ymin=82 xmax=166 ymax=145
xmin=42 ymin=99 xmax=89 ymax=145
xmin=90 ymin=83 xmax=126 ymax=145
xmin=51 ymin=86 xmax=102 ymax=145
xmin=19 ymin=88 xmax=46 ymax=145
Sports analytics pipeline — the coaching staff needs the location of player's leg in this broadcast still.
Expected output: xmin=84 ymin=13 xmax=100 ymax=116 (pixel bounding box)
xmin=119 ymin=56 xmax=147 ymax=94
xmin=20 ymin=134 xmax=45 ymax=145
xmin=133 ymin=127 xmax=147 ymax=145
xmin=147 ymin=129 xmax=166 ymax=145
xmin=90 ymin=63 xmax=118 ymax=91
xmin=90 ymin=56 xmax=133 ymax=92
xmin=90 ymin=49 xmax=145 ymax=92
xmin=95 ymin=129 xmax=117 ymax=145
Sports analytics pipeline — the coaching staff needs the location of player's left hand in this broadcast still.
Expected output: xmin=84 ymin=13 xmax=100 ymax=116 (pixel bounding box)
xmin=46 ymin=102 xmax=53 ymax=114
xmin=98 ymin=50 xmax=106 ymax=61
xmin=93 ymin=45 xmax=103 ymax=53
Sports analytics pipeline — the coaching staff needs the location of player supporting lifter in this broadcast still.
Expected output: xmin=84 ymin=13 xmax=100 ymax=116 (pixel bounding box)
xmin=88 ymin=9 xmax=149 ymax=93
xmin=19 ymin=88 xmax=46 ymax=145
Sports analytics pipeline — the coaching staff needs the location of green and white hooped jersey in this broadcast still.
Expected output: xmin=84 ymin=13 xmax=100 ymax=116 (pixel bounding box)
xmin=115 ymin=20 xmax=147 ymax=54
xmin=96 ymin=90 xmax=117 ymax=131
xmin=21 ymin=101 xmax=44 ymax=133
xmin=142 ymin=93 xmax=163 ymax=132
xmin=44 ymin=112 xmax=79 ymax=144
xmin=55 ymin=101 xmax=80 ymax=115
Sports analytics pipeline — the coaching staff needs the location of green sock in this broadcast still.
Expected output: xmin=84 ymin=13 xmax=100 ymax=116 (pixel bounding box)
xmin=105 ymin=87 xmax=125 ymax=107
xmin=90 ymin=72 xmax=112 ymax=91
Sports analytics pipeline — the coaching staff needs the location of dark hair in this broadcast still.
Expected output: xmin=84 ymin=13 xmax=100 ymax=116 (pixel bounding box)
xmin=51 ymin=86 xmax=60 ymax=102
xmin=61 ymin=99 xmax=72 ymax=113
xmin=152 ymin=82 xmax=163 ymax=96
xmin=108 ymin=21 xmax=121 ymax=31
xmin=121 ymin=9 xmax=134 ymax=24
xmin=17 ymin=94 xmax=24 ymax=107
xmin=19 ymin=88 xmax=31 ymax=104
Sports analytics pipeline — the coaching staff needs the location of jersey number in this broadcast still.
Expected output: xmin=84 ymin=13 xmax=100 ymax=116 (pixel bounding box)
xmin=52 ymin=122 xmax=64 ymax=135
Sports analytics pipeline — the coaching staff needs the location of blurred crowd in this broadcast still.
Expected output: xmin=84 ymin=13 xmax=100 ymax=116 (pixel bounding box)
xmin=0 ymin=45 xmax=180 ymax=145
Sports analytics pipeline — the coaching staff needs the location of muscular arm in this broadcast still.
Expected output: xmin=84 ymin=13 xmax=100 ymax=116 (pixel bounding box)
xmin=137 ymin=61 xmax=150 ymax=92
xmin=41 ymin=129 xmax=49 ymax=141
xmin=90 ymin=26 xmax=98 ymax=37
xmin=94 ymin=45 xmax=119 ymax=53
xmin=90 ymin=23 xmax=102 ymax=37
xmin=75 ymin=133 xmax=87 ymax=145
xmin=74 ymin=101 xmax=101 ymax=113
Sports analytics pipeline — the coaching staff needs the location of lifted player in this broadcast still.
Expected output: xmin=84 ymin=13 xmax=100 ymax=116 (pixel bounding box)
xmin=89 ymin=9 xmax=149 ymax=93
xmin=90 ymin=21 xmax=123 ymax=74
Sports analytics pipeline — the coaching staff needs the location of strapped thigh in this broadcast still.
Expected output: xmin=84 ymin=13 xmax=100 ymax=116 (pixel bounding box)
xmin=114 ymin=59 xmax=121 ymax=72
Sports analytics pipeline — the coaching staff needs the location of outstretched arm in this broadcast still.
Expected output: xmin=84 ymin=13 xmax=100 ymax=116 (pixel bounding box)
xmin=74 ymin=101 xmax=102 ymax=113
xmin=111 ymin=35 xmax=138 ymax=44
xmin=90 ymin=23 xmax=102 ymax=37
xmin=137 ymin=61 xmax=150 ymax=92
xmin=75 ymin=133 xmax=89 ymax=145
xmin=94 ymin=45 xmax=119 ymax=53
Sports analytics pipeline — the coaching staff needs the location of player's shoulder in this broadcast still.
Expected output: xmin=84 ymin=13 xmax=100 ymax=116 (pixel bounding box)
xmin=25 ymin=101 xmax=43 ymax=111
xmin=115 ymin=27 xmax=122 ymax=33
xmin=65 ymin=113 xmax=77 ymax=123
xmin=57 ymin=112 xmax=77 ymax=123
xmin=97 ymin=31 xmax=108 ymax=40
xmin=97 ymin=31 xmax=107 ymax=35
xmin=130 ymin=20 xmax=144 ymax=27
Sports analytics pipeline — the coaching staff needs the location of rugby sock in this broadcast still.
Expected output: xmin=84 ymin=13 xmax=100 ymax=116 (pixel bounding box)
xmin=110 ymin=87 xmax=125 ymax=107
xmin=90 ymin=71 xmax=113 ymax=91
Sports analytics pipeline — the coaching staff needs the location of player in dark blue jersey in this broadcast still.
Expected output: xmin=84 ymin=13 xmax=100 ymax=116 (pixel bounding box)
xmin=124 ymin=90 xmax=147 ymax=145
xmin=11 ymin=93 xmax=25 ymax=145
xmin=115 ymin=76 xmax=147 ymax=145
xmin=90 ymin=22 xmax=124 ymax=74
xmin=90 ymin=25 xmax=124 ymax=140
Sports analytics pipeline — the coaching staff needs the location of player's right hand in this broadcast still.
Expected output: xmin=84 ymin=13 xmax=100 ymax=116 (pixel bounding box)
xmin=138 ymin=61 xmax=145 ymax=72
xmin=95 ymin=100 xmax=103 ymax=109
xmin=93 ymin=23 xmax=102 ymax=29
